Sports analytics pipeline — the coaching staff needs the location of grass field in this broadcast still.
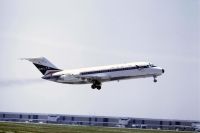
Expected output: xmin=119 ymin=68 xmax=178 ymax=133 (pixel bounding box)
xmin=0 ymin=122 xmax=193 ymax=133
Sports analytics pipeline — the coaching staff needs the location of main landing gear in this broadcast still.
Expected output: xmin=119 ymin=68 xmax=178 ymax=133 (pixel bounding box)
xmin=153 ymin=75 xmax=157 ymax=83
xmin=91 ymin=80 xmax=101 ymax=90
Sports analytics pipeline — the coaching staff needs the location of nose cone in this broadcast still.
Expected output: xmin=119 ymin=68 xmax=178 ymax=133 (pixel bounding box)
xmin=162 ymin=69 xmax=165 ymax=73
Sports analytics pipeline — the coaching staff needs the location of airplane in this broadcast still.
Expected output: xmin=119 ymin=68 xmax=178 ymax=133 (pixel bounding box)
xmin=23 ymin=57 xmax=165 ymax=90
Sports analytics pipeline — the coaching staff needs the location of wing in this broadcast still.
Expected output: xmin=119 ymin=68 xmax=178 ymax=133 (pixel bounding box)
xmin=74 ymin=74 xmax=110 ymax=83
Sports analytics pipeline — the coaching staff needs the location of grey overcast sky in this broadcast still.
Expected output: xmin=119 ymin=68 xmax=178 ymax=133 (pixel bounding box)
xmin=0 ymin=0 xmax=199 ymax=121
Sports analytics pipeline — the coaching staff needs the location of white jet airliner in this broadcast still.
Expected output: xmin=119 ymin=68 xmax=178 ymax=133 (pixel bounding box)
xmin=24 ymin=57 xmax=164 ymax=90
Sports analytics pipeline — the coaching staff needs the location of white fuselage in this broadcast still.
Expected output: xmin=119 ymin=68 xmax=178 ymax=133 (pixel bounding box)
xmin=42 ymin=62 xmax=164 ymax=84
xmin=24 ymin=57 xmax=165 ymax=89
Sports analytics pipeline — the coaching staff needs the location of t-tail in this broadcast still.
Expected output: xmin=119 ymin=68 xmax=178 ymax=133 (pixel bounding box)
xmin=22 ymin=57 xmax=61 ymax=75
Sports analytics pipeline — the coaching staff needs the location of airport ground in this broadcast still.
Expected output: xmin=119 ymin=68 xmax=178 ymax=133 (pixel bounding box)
xmin=0 ymin=122 xmax=193 ymax=133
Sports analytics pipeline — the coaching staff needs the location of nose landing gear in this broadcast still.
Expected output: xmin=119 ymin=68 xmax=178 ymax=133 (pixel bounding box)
xmin=153 ymin=76 xmax=157 ymax=83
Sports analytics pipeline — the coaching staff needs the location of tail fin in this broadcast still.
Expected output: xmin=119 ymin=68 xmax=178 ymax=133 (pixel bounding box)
xmin=23 ymin=57 xmax=61 ymax=75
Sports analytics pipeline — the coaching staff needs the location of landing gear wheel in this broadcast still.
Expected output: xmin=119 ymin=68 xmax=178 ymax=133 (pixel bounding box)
xmin=96 ymin=86 xmax=101 ymax=90
xmin=91 ymin=80 xmax=102 ymax=90
xmin=153 ymin=76 xmax=157 ymax=83
xmin=91 ymin=84 xmax=96 ymax=89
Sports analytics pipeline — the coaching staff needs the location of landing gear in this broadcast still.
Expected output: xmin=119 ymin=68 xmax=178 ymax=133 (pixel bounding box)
xmin=96 ymin=86 xmax=101 ymax=90
xmin=153 ymin=76 xmax=157 ymax=83
xmin=91 ymin=84 xmax=96 ymax=89
xmin=91 ymin=80 xmax=102 ymax=90
xmin=91 ymin=84 xmax=101 ymax=90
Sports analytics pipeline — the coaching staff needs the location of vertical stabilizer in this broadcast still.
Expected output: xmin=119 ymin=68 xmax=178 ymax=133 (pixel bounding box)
xmin=23 ymin=57 xmax=61 ymax=75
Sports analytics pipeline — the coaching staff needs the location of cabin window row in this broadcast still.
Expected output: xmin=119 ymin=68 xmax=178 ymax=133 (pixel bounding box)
xmin=80 ymin=65 xmax=150 ymax=75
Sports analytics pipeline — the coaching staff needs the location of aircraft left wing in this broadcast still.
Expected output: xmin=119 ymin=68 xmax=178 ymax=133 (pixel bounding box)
xmin=74 ymin=74 xmax=111 ymax=83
